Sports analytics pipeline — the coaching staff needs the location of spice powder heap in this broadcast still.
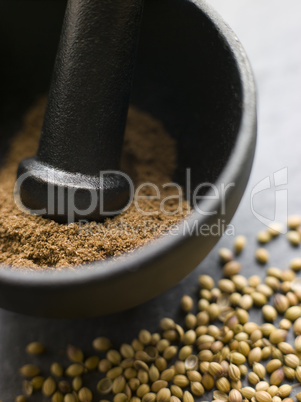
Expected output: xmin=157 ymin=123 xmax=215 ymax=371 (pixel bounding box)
xmin=0 ymin=98 xmax=189 ymax=269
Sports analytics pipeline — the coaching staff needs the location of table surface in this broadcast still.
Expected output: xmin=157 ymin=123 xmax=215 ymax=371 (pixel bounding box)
xmin=1 ymin=0 xmax=301 ymax=399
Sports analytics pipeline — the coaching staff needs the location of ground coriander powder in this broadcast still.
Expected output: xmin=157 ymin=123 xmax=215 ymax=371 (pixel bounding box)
xmin=0 ymin=98 xmax=189 ymax=269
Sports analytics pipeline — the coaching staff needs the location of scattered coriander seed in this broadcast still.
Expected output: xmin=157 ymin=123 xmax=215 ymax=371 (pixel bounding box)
xmin=255 ymin=248 xmax=269 ymax=264
xmin=15 ymin=397 xmax=27 ymax=402
xmin=216 ymin=377 xmax=230 ymax=393
xmin=290 ymin=258 xmax=301 ymax=271
xmin=199 ymin=275 xmax=214 ymax=290
xmin=241 ymin=387 xmax=256 ymax=399
xmin=51 ymin=362 xmax=64 ymax=377
xmin=255 ymin=391 xmax=272 ymax=402
xmin=65 ymin=363 xmax=84 ymax=377
xmin=190 ymin=382 xmax=204 ymax=397
xmin=173 ymin=375 xmax=189 ymax=388
xmin=64 ymin=393 xmax=76 ymax=402
xmin=284 ymin=354 xmax=299 ymax=368
xmin=42 ymin=377 xmax=56 ymax=397
xmin=286 ymin=230 xmax=301 ymax=246
xmin=248 ymin=370 xmax=260 ymax=385
xmin=171 ymin=385 xmax=183 ymax=398
xmin=270 ymin=368 xmax=285 ymax=386
xmin=287 ymin=215 xmax=301 ymax=229
xmin=223 ymin=261 xmax=241 ymax=277
xmin=157 ymin=388 xmax=171 ymax=402
xmin=151 ymin=380 xmax=168 ymax=393
xmin=229 ymin=389 xmax=242 ymax=402
xmin=234 ymin=235 xmax=247 ymax=255
xmin=31 ymin=376 xmax=44 ymax=390
xmin=262 ymin=305 xmax=277 ymax=322
xmin=183 ymin=390 xmax=194 ymax=402
xmin=19 ymin=364 xmax=40 ymax=378
xmin=219 ymin=248 xmax=233 ymax=264
xmin=22 ymin=380 xmax=33 ymax=397
xmin=25 ymin=342 xmax=45 ymax=356
xmin=285 ymin=305 xmax=301 ymax=321
xmin=278 ymin=385 xmax=292 ymax=398
xmin=142 ymin=393 xmax=156 ymax=402
xmin=267 ymin=222 xmax=283 ymax=236
xmin=181 ymin=295 xmax=194 ymax=312
xmin=52 ymin=391 xmax=64 ymax=402
xmin=92 ymin=337 xmax=112 ymax=352
xmin=257 ymin=231 xmax=271 ymax=244
xmin=78 ymin=387 xmax=93 ymax=402
xmin=66 ymin=345 xmax=84 ymax=363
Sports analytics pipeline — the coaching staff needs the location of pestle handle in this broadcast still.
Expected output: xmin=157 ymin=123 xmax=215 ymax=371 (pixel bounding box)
xmin=17 ymin=0 xmax=144 ymax=223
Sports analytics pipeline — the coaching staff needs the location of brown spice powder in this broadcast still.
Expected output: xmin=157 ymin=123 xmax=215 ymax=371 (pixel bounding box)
xmin=0 ymin=98 xmax=189 ymax=269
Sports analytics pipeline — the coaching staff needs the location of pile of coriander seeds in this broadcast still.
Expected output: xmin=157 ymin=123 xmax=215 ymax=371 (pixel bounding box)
xmin=17 ymin=215 xmax=301 ymax=402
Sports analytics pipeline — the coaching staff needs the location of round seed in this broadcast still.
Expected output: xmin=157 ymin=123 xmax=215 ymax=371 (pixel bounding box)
xmin=216 ymin=377 xmax=230 ymax=393
xmin=171 ymin=385 xmax=183 ymax=398
xmin=199 ymin=275 xmax=214 ymax=290
xmin=223 ymin=261 xmax=241 ymax=277
xmin=157 ymin=388 xmax=171 ymax=402
xmin=190 ymin=382 xmax=204 ymax=397
xmin=284 ymin=354 xmax=299 ymax=368
xmin=19 ymin=364 xmax=40 ymax=378
xmin=66 ymin=345 xmax=84 ymax=363
xmin=84 ymin=356 xmax=99 ymax=371
xmin=248 ymin=372 xmax=260 ymax=385
xmin=268 ymin=222 xmax=283 ymax=236
xmin=31 ymin=376 xmax=44 ymax=390
xmin=139 ymin=330 xmax=152 ymax=345
xmin=229 ymin=389 xmax=242 ymax=402
xmin=173 ymin=375 xmax=189 ymax=388
xmin=218 ymin=279 xmax=235 ymax=293
xmin=290 ymin=258 xmax=301 ymax=271
xmin=231 ymin=352 xmax=246 ymax=365
xmin=78 ymin=387 xmax=92 ymax=402
xmin=288 ymin=215 xmax=301 ymax=229
xmin=15 ymin=397 xmax=27 ymax=402
xmin=266 ymin=359 xmax=282 ymax=373
xmin=286 ymin=230 xmax=301 ymax=246
xmin=295 ymin=335 xmax=301 ymax=352
xmin=51 ymin=362 xmax=64 ymax=377
xmin=270 ymin=368 xmax=284 ymax=386
xmin=181 ymin=295 xmax=194 ymax=312
xmin=183 ymin=390 xmax=194 ymax=402
xmin=72 ymin=376 xmax=82 ymax=392
xmin=255 ymin=391 xmax=272 ymax=402
xmin=107 ymin=350 xmax=122 ymax=365
xmin=241 ymin=387 xmax=256 ymax=399
xmin=142 ymin=393 xmax=156 ymax=402
xmin=257 ymin=231 xmax=271 ymax=244
xmin=187 ymin=371 xmax=202 ymax=382
xmin=285 ymin=305 xmax=301 ymax=321
xmin=262 ymin=305 xmax=277 ymax=322
xmin=234 ymin=235 xmax=247 ymax=255
xmin=26 ymin=341 xmax=45 ymax=355
xmin=92 ymin=337 xmax=112 ymax=352
xmin=219 ymin=248 xmax=233 ymax=263
xmin=65 ymin=364 xmax=84 ymax=377
xmin=151 ymin=380 xmax=168 ymax=393
xmin=98 ymin=359 xmax=112 ymax=373
xmin=113 ymin=394 xmax=128 ymax=402
xmin=278 ymin=385 xmax=292 ymax=398
xmin=52 ymin=391 xmax=64 ymax=402
xmin=42 ymin=377 xmax=56 ymax=397
xmin=256 ymin=248 xmax=269 ymax=264
xmin=269 ymin=329 xmax=287 ymax=344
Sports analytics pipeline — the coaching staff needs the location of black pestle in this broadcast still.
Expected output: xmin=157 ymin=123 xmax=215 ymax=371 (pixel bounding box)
xmin=17 ymin=0 xmax=144 ymax=223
